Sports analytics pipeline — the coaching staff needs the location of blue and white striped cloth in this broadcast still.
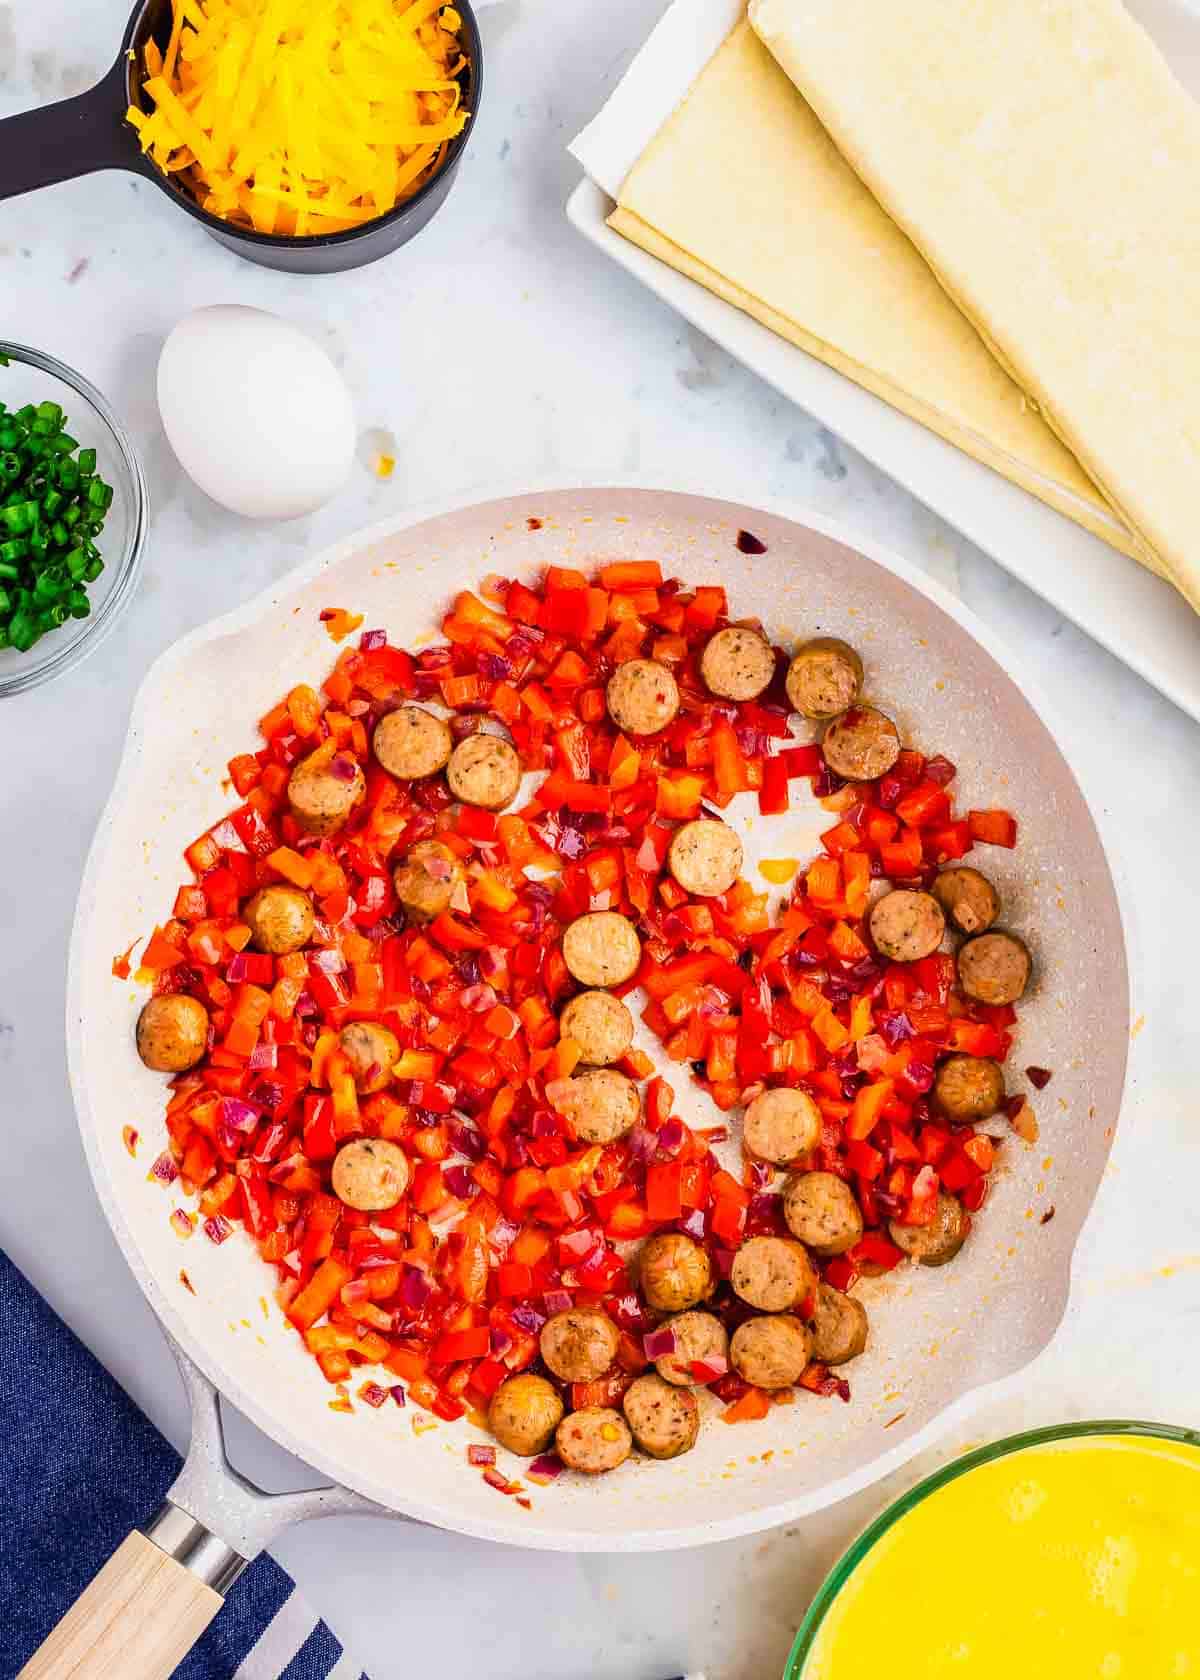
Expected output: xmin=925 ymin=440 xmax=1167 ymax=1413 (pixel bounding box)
xmin=0 ymin=1247 xmax=367 ymax=1680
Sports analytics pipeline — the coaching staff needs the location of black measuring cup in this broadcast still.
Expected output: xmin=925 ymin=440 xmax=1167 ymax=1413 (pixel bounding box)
xmin=0 ymin=0 xmax=482 ymax=274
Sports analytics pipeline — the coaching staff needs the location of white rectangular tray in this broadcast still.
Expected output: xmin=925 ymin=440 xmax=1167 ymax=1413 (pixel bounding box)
xmin=566 ymin=0 xmax=1200 ymax=722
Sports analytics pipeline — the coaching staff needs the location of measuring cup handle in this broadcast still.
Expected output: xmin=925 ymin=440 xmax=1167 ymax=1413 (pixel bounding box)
xmin=0 ymin=55 xmax=139 ymax=201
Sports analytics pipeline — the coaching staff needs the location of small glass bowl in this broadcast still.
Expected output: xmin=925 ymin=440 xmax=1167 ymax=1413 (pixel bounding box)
xmin=0 ymin=343 xmax=147 ymax=698
xmin=785 ymin=1419 xmax=1200 ymax=1677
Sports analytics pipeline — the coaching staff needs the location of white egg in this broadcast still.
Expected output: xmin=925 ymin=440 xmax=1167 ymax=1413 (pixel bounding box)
xmin=157 ymin=305 xmax=356 ymax=520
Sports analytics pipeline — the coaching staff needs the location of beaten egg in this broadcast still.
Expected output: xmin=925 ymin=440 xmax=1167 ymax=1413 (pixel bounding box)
xmin=157 ymin=305 xmax=356 ymax=519
xmin=801 ymin=1432 xmax=1200 ymax=1679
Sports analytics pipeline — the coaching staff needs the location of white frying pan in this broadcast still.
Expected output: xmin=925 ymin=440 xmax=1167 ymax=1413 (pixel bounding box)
xmin=35 ymin=483 xmax=1127 ymax=1680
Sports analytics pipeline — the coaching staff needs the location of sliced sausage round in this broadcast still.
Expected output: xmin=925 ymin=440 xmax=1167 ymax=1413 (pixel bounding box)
xmin=730 ymin=1314 xmax=811 ymax=1389
xmin=331 ymin=1138 xmax=411 ymax=1211
xmin=782 ymin=1171 xmax=864 ymax=1257
xmin=870 ymin=889 xmax=946 ymax=961
xmin=654 ymin=1310 xmax=729 ymax=1387
xmin=136 ymin=994 xmax=209 ymax=1073
xmin=555 ymin=1407 xmax=632 ymax=1475
xmin=700 ymin=626 xmax=776 ymax=701
xmin=488 ymin=1373 xmax=564 ymax=1457
xmin=821 ymin=705 xmax=901 ymax=782
xmin=730 ymin=1235 xmax=816 ymax=1313
xmin=244 ymin=885 xmax=314 ymax=956
xmin=394 ymin=838 xmax=464 ymax=922
xmin=539 ymin=1308 xmax=620 ymax=1383
xmin=934 ymin=1054 xmax=1005 ymax=1122
xmin=372 ymin=704 xmax=452 ymax=782
xmin=932 ymin=866 xmax=1000 ymax=936
xmin=622 ymin=1372 xmax=700 ymax=1460
xmin=606 ymin=658 xmax=680 ymax=736
xmin=640 ymin=1232 xmax=713 ymax=1313
xmin=785 ymin=637 xmax=864 ymax=720
xmin=809 ymin=1282 xmax=868 ymax=1366
xmin=742 ymin=1087 xmax=821 ymax=1166
xmin=667 ymin=820 xmax=743 ymax=898
xmin=559 ymin=990 xmax=634 ymax=1066
xmin=446 ymin=733 xmax=522 ymax=811
xmin=339 ymin=1021 xmax=400 ymax=1093
xmin=889 ymin=1191 xmax=969 ymax=1266
xmin=562 ymin=911 xmax=641 ymax=988
xmin=288 ymin=748 xmax=365 ymax=836
xmin=957 ymin=931 xmax=1031 ymax=1006
xmin=554 ymin=1068 xmax=640 ymax=1145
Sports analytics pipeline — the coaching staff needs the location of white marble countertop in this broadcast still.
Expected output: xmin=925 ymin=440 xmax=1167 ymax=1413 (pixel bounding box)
xmin=2 ymin=3 xmax=1199 ymax=1677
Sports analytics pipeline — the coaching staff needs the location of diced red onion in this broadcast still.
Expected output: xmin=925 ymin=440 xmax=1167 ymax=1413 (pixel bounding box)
xmin=477 ymin=652 xmax=512 ymax=683
xmin=543 ymin=1289 xmax=573 ymax=1315
xmin=294 ymin=991 xmax=318 ymax=1019
xmin=627 ymin=1125 xmax=657 ymax=1163
xmin=341 ymin=1277 xmax=371 ymax=1305
xmin=643 ymin=1326 xmax=677 ymax=1360
xmin=389 ymin=1383 xmax=407 ymax=1408
xmin=712 ymin=1247 xmax=737 ymax=1279
xmin=328 ymin=754 xmax=359 ymax=783
xmin=220 ymin=1095 xmax=261 ymax=1134
xmin=248 ymin=1042 xmax=278 ymax=1072
xmin=359 ymin=1381 xmax=388 ymax=1407
xmin=479 ymin=945 xmax=507 ymax=980
xmin=203 ymin=1215 xmax=232 ymax=1245
xmin=459 ymin=982 xmax=498 ymax=1013
xmin=655 ymin=1117 xmax=686 ymax=1157
xmin=748 ymin=1192 xmax=780 ymax=1223
xmin=877 ymin=1010 xmax=915 ymax=1048
xmin=530 ymin=1109 xmax=561 ymax=1139
xmin=510 ymin=1303 xmax=546 ymax=1334
xmin=690 ymin=1355 xmax=728 ymax=1382
xmin=1026 ymin=1065 xmax=1053 ymax=1090
xmin=169 ymin=1208 xmax=194 ymax=1239
xmin=527 ymin=1455 xmax=563 ymax=1481
xmin=443 ymin=1164 xmax=478 ymax=1200
xmin=468 ymin=1443 xmax=498 ymax=1466
xmin=311 ymin=947 xmax=346 ymax=975
xmin=490 ymin=1326 xmax=514 ymax=1358
xmin=360 ymin=628 xmax=387 ymax=651
xmin=401 ymin=1265 xmax=432 ymax=1309
xmin=488 ymin=1216 xmax=520 ymax=1255
xmin=678 ymin=1207 xmax=707 ymax=1241
xmin=151 ymin=1151 xmax=179 ymax=1184
xmin=225 ymin=952 xmax=249 ymax=983
xmin=447 ymin=1118 xmax=486 ymax=1160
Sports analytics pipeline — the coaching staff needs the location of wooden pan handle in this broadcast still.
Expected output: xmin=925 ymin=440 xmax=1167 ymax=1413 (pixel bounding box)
xmin=18 ymin=1530 xmax=224 ymax=1680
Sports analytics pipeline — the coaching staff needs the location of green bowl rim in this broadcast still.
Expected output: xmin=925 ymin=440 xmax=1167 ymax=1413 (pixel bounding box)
xmin=784 ymin=1418 xmax=1200 ymax=1678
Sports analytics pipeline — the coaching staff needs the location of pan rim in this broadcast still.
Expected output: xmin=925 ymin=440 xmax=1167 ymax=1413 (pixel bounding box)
xmin=66 ymin=475 xmax=1133 ymax=1551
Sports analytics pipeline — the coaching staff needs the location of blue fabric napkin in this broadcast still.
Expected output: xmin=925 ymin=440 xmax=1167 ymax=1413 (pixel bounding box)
xmin=0 ymin=1247 xmax=367 ymax=1680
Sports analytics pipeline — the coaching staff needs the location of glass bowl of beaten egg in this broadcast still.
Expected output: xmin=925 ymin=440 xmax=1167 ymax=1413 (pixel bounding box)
xmin=0 ymin=344 xmax=147 ymax=700
xmin=787 ymin=1421 xmax=1200 ymax=1679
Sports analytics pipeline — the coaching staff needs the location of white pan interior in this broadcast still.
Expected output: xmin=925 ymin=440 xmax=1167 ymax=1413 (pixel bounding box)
xmin=69 ymin=485 xmax=1128 ymax=1550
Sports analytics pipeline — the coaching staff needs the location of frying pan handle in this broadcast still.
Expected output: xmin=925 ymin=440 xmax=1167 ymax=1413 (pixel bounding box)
xmin=0 ymin=55 xmax=139 ymax=201
xmin=15 ymin=1518 xmax=229 ymax=1680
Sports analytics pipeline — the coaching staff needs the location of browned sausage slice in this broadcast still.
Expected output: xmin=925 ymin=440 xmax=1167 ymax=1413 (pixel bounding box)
xmin=640 ymin=1233 xmax=713 ymax=1313
xmin=244 ymin=885 xmax=314 ymax=955
xmin=957 ymin=931 xmax=1031 ymax=1006
xmin=372 ymin=704 xmax=453 ymax=781
xmin=742 ymin=1088 xmax=821 ymax=1166
xmin=339 ymin=1021 xmax=400 ymax=1093
xmin=562 ymin=911 xmax=641 ymax=988
xmin=932 ymin=866 xmax=1000 ymax=936
xmin=488 ymin=1374 xmax=564 ymax=1456
xmin=555 ymin=1407 xmax=632 ymax=1474
xmin=394 ymin=839 xmax=464 ymax=922
xmin=667 ymin=820 xmax=743 ymax=898
xmin=332 ymin=1138 xmax=411 ymax=1211
xmin=730 ymin=1235 xmax=816 ymax=1313
xmin=782 ymin=1171 xmax=864 ymax=1257
xmin=809 ymin=1282 xmax=868 ymax=1366
xmin=700 ymin=626 xmax=776 ymax=700
xmin=288 ymin=747 xmax=365 ymax=836
xmin=869 ymin=889 xmax=946 ymax=961
xmin=539 ymin=1309 xmax=620 ymax=1383
xmin=622 ymin=1373 xmax=699 ymax=1459
xmin=934 ymin=1054 xmax=1005 ymax=1122
xmin=785 ymin=637 xmax=864 ymax=719
xmin=559 ymin=990 xmax=634 ymax=1065
xmin=446 ymin=734 xmax=522 ymax=810
xmin=730 ymin=1314 xmax=812 ymax=1388
xmin=889 ymin=1191 xmax=969 ymax=1266
xmin=821 ymin=706 xmax=901 ymax=782
xmin=553 ymin=1068 xmax=640 ymax=1145
xmin=606 ymin=658 xmax=680 ymax=736
xmin=136 ymin=995 xmax=209 ymax=1073
xmin=654 ymin=1311 xmax=730 ymax=1387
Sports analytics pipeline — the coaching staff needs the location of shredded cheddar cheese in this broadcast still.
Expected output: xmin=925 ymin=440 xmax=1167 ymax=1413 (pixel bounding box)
xmin=126 ymin=0 xmax=470 ymax=236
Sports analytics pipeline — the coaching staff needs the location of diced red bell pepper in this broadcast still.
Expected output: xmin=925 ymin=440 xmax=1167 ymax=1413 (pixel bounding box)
xmin=968 ymin=809 xmax=1018 ymax=848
